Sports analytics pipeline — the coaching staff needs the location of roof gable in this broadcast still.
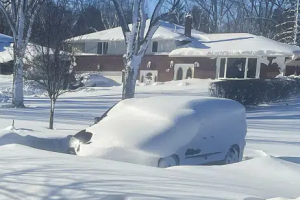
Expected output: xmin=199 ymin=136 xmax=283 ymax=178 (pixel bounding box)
xmin=68 ymin=20 xmax=204 ymax=42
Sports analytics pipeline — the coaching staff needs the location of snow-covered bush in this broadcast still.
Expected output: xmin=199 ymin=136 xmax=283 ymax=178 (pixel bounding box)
xmin=209 ymin=78 xmax=300 ymax=106
xmin=24 ymin=80 xmax=47 ymax=96
xmin=0 ymin=91 xmax=10 ymax=103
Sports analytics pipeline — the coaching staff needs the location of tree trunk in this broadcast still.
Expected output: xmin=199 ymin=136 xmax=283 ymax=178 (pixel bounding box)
xmin=122 ymin=66 xmax=136 ymax=100
xmin=12 ymin=56 xmax=24 ymax=108
xmin=122 ymin=56 xmax=140 ymax=100
xmin=49 ymin=99 xmax=56 ymax=129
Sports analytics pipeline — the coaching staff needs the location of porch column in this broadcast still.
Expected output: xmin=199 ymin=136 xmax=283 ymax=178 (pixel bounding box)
xmin=244 ymin=58 xmax=249 ymax=79
xmin=216 ymin=58 xmax=220 ymax=79
xmin=256 ymin=58 xmax=261 ymax=78
xmin=224 ymin=58 xmax=228 ymax=78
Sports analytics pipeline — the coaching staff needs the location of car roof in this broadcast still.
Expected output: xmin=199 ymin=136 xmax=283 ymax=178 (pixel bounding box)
xmin=108 ymin=96 xmax=244 ymax=118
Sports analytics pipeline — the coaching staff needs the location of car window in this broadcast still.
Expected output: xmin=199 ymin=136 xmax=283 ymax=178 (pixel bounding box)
xmin=73 ymin=130 xmax=93 ymax=144
xmin=95 ymin=102 xmax=119 ymax=124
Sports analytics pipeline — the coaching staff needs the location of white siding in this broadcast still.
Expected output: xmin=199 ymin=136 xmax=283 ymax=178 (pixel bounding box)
xmin=108 ymin=41 xmax=126 ymax=55
xmin=85 ymin=42 xmax=97 ymax=54
xmin=82 ymin=39 xmax=176 ymax=55
xmin=146 ymin=40 xmax=176 ymax=54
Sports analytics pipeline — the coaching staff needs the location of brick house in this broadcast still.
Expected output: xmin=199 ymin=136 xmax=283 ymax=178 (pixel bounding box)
xmin=67 ymin=18 xmax=300 ymax=84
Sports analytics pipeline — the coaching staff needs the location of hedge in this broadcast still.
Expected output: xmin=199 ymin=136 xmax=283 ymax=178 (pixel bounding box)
xmin=209 ymin=78 xmax=300 ymax=106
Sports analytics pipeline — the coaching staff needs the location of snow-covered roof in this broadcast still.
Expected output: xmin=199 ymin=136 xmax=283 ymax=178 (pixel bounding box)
xmin=0 ymin=34 xmax=13 ymax=43
xmin=170 ymin=33 xmax=300 ymax=58
xmin=0 ymin=42 xmax=51 ymax=64
xmin=66 ymin=20 xmax=300 ymax=58
xmin=67 ymin=20 xmax=205 ymax=42
xmin=0 ymin=34 xmax=66 ymax=64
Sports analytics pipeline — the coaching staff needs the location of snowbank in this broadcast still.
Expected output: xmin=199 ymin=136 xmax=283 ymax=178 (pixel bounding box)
xmin=76 ymin=72 xmax=120 ymax=87
xmin=0 ymin=40 xmax=49 ymax=64
xmin=0 ymin=127 xmax=71 ymax=153
xmin=0 ymin=143 xmax=300 ymax=199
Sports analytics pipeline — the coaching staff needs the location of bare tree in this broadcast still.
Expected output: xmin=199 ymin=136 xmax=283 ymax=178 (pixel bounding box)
xmin=237 ymin=0 xmax=285 ymax=37
xmin=112 ymin=0 xmax=179 ymax=99
xmin=274 ymin=0 xmax=300 ymax=45
xmin=25 ymin=0 xmax=76 ymax=129
xmin=192 ymin=0 xmax=235 ymax=33
xmin=0 ymin=0 xmax=45 ymax=107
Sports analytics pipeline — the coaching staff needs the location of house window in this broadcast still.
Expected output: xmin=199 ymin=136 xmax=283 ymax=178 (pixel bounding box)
xmin=219 ymin=58 xmax=226 ymax=78
xmin=226 ymin=58 xmax=246 ymax=78
xmin=152 ymin=41 xmax=158 ymax=53
xmin=97 ymin=42 xmax=108 ymax=55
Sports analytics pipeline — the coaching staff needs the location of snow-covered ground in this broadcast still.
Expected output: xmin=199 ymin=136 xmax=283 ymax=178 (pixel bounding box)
xmin=0 ymin=75 xmax=300 ymax=200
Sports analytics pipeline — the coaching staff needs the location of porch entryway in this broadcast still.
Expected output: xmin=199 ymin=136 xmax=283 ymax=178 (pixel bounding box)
xmin=140 ymin=70 xmax=158 ymax=84
xmin=174 ymin=64 xmax=194 ymax=80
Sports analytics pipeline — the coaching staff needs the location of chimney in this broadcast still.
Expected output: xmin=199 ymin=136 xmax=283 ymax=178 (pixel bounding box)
xmin=185 ymin=14 xmax=192 ymax=38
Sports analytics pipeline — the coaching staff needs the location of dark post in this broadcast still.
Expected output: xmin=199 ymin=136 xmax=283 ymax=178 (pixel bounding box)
xmin=185 ymin=14 xmax=193 ymax=38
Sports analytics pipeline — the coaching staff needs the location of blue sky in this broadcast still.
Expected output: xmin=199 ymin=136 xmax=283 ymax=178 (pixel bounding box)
xmin=147 ymin=0 xmax=156 ymax=16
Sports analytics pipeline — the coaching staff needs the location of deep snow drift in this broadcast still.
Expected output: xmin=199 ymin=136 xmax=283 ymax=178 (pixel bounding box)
xmin=0 ymin=75 xmax=300 ymax=199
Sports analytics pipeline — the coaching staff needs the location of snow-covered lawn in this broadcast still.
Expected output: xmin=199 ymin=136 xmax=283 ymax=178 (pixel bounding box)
xmin=0 ymin=75 xmax=300 ymax=200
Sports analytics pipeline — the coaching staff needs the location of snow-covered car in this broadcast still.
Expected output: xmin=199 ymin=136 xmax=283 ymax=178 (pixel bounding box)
xmin=67 ymin=96 xmax=247 ymax=167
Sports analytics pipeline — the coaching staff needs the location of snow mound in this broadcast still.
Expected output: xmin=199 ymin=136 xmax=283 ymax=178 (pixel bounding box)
xmin=243 ymin=149 xmax=268 ymax=160
xmin=77 ymin=72 xmax=120 ymax=87
xmin=102 ymin=195 xmax=167 ymax=200
xmin=0 ymin=127 xmax=71 ymax=153
xmin=288 ymin=75 xmax=300 ymax=79
xmin=177 ymin=81 xmax=190 ymax=86
xmin=152 ymin=82 xmax=164 ymax=86
xmin=267 ymin=197 xmax=300 ymax=200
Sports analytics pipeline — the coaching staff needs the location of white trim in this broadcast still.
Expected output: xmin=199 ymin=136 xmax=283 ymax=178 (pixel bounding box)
xmin=216 ymin=58 xmax=221 ymax=79
xmin=256 ymin=58 xmax=261 ymax=78
xmin=244 ymin=58 xmax=249 ymax=79
xmin=224 ymin=58 xmax=228 ymax=78
xmin=217 ymin=57 xmax=262 ymax=79
xmin=174 ymin=64 xmax=194 ymax=80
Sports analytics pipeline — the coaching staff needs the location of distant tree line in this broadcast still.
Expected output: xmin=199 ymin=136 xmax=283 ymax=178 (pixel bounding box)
xmin=168 ymin=0 xmax=300 ymax=45
xmin=1 ymin=0 xmax=299 ymax=45
xmin=0 ymin=0 xmax=134 ymax=43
